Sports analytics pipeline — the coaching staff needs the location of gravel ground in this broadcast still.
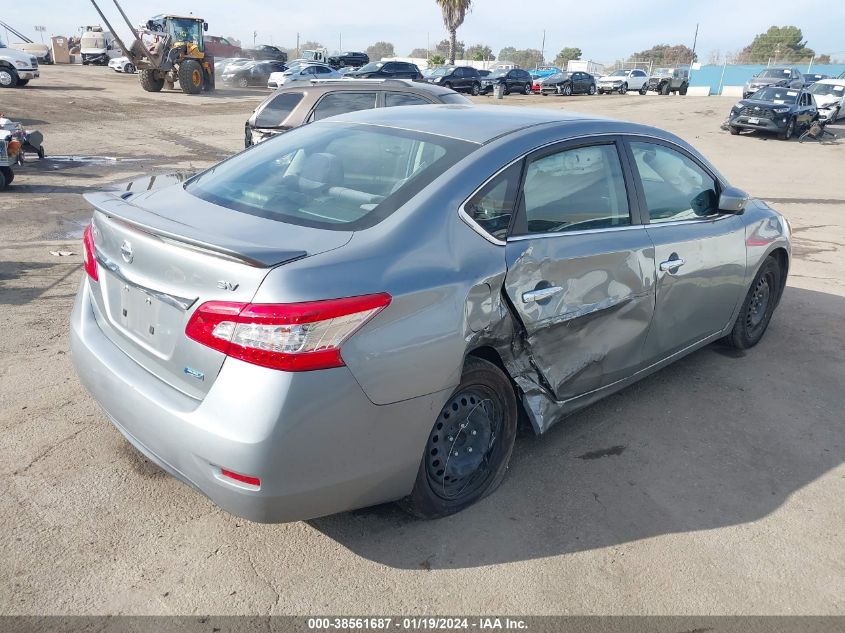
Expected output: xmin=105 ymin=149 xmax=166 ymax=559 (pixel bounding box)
xmin=1 ymin=65 xmax=843 ymax=616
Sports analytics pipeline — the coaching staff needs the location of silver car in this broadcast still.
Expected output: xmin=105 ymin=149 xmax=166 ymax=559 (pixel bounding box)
xmin=71 ymin=106 xmax=791 ymax=522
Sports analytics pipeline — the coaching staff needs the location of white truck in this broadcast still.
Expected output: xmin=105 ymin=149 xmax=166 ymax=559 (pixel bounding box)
xmin=80 ymin=26 xmax=120 ymax=65
xmin=0 ymin=38 xmax=39 ymax=88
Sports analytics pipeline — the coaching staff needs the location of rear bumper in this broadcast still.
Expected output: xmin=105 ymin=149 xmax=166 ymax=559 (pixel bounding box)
xmin=70 ymin=277 xmax=446 ymax=523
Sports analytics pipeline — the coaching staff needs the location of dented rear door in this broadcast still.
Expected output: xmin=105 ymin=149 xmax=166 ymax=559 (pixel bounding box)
xmin=503 ymin=138 xmax=655 ymax=401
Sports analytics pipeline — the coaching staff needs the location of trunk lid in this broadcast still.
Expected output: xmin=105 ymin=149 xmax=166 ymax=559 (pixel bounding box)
xmin=84 ymin=182 xmax=353 ymax=399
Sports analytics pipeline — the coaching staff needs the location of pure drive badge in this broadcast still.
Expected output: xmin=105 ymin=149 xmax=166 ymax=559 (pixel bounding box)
xmin=184 ymin=367 xmax=205 ymax=381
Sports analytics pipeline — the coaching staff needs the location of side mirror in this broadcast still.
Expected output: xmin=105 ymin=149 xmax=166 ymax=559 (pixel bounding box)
xmin=718 ymin=186 xmax=749 ymax=214
xmin=203 ymin=22 xmax=209 ymax=32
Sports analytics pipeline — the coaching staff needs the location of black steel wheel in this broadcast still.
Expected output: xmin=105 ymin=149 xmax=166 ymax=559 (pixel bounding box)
xmin=401 ymin=357 xmax=518 ymax=519
xmin=726 ymin=256 xmax=782 ymax=349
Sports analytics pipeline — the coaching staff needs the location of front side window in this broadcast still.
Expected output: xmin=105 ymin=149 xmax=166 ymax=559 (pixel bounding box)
xmin=520 ymin=144 xmax=630 ymax=234
xmin=254 ymin=92 xmax=304 ymax=128
xmin=311 ymin=92 xmax=377 ymax=121
xmin=187 ymin=123 xmax=474 ymax=230
xmin=464 ymin=162 xmax=522 ymax=240
xmin=630 ymin=142 xmax=719 ymax=223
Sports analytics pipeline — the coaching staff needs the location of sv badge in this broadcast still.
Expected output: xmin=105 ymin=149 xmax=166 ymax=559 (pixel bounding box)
xmin=216 ymin=280 xmax=239 ymax=291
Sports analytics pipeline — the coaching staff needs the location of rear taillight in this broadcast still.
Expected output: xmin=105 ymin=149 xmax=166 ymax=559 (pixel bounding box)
xmin=185 ymin=293 xmax=391 ymax=371
xmin=82 ymin=223 xmax=98 ymax=281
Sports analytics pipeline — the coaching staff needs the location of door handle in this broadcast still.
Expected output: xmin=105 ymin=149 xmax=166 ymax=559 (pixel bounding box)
xmin=522 ymin=286 xmax=563 ymax=303
xmin=659 ymin=257 xmax=686 ymax=273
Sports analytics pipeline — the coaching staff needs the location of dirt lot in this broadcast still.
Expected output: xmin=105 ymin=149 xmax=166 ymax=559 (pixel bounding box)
xmin=1 ymin=65 xmax=844 ymax=616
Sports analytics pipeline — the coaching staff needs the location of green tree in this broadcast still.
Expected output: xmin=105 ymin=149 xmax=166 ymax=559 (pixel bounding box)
xmin=466 ymin=43 xmax=495 ymax=61
xmin=497 ymin=47 xmax=543 ymax=69
xmin=434 ymin=0 xmax=472 ymax=64
xmin=553 ymin=46 xmax=581 ymax=69
xmin=300 ymin=40 xmax=324 ymax=52
xmin=740 ymin=26 xmax=814 ymax=63
xmin=816 ymin=53 xmax=831 ymax=64
xmin=366 ymin=41 xmax=396 ymax=61
xmin=429 ymin=54 xmax=446 ymax=66
xmin=409 ymin=47 xmax=430 ymax=58
xmin=629 ymin=43 xmax=697 ymax=66
xmin=435 ymin=38 xmax=465 ymax=59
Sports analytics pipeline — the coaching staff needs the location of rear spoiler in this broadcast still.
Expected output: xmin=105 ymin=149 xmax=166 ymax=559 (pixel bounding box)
xmin=84 ymin=191 xmax=307 ymax=268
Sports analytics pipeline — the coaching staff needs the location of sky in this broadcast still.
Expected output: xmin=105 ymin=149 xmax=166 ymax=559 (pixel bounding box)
xmin=4 ymin=0 xmax=845 ymax=63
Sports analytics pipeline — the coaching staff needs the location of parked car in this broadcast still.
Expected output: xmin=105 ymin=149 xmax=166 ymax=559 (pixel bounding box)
xmin=424 ymin=66 xmax=482 ymax=95
xmin=807 ymin=79 xmax=845 ymax=122
xmin=727 ymin=86 xmax=818 ymax=139
xmin=743 ymin=67 xmax=804 ymax=99
xmin=0 ymin=39 xmax=39 ymax=88
xmin=803 ymin=73 xmax=829 ymax=85
xmin=539 ymin=71 xmax=596 ymax=96
xmin=108 ymin=56 xmax=136 ymax=74
xmin=478 ymin=69 xmax=491 ymax=77
xmin=597 ymin=68 xmax=649 ymax=94
xmin=647 ymin=67 xmax=690 ymax=95
xmin=246 ymin=79 xmax=471 ymax=146
xmin=480 ymin=67 xmax=533 ymax=95
xmin=346 ymin=61 xmax=423 ymax=80
xmin=326 ymin=51 xmax=369 ymax=68
xmin=71 ymin=105 xmax=791 ymax=522
xmin=243 ymin=45 xmax=288 ymax=63
xmin=205 ymin=36 xmax=242 ymax=59
xmin=529 ymin=66 xmax=561 ymax=82
xmin=221 ymin=60 xmax=288 ymax=87
xmin=267 ymin=63 xmax=342 ymax=89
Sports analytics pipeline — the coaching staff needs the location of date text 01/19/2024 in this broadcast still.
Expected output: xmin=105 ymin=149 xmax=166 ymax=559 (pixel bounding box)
xmin=306 ymin=617 xmax=529 ymax=630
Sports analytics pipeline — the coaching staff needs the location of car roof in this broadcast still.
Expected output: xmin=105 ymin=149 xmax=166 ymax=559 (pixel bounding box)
xmin=276 ymin=78 xmax=457 ymax=96
xmin=321 ymin=104 xmax=610 ymax=143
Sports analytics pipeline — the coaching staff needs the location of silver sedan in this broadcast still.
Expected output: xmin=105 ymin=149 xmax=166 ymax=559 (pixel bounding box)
xmin=70 ymin=105 xmax=791 ymax=522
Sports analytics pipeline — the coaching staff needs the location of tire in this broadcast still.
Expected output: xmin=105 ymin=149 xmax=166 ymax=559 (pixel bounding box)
xmin=597 ymin=89 xmax=605 ymax=94
xmin=17 ymin=79 xmax=29 ymax=86
xmin=725 ymin=256 xmax=782 ymax=349
xmin=503 ymin=84 xmax=510 ymax=96
xmin=443 ymin=82 xmax=452 ymax=90
xmin=37 ymin=146 xmax=45 ymax=159
xmin=562 ymin=82 xmax=572 ymax=96
xmin=729 ymin=125 xmax=740 ymax=135
xmin=588 ymin=83 xmax=596 ymax=95
xmin=2 ymin=166 xmax=13 ymax=184
xmin=779 ymin=118 xmax=795 ymax=140
xmin=0 ymin=168 xmax=7 ymax=190
xmin=523 ymin=83 xmax=531 ymax=95
xmin=125 ymin=64 xmax=136 ymax=74
xmin=660 ymin=81 xmax=670 ymax=95
xmin=0 ymin=68 xmax=19 ymax=88
xmin=471 ymin=82 xmax=480 ymax=96
xmin=639 ymin=84 xmax=648 ymax=95
xmin=619 ymin=82 xmax=628 ymax=95
xmin=237 ymin=76 xmax=249 ymax=88
xmin=179 ymin=60 xmax=204 ymax=94
xmin=400 ymin=357 xmax=518 ymax=519
xmin=679 ymin=83 xmax=688 ymax=95
xmin=139 ymin=69 xmax=164 ymax=92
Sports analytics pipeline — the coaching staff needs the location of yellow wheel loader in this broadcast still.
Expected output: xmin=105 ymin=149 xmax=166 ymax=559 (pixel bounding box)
xmin=89 ymin=0 xmax=214 ymax=94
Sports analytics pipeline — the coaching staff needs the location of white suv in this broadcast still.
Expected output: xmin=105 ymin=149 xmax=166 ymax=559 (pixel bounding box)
xmin=597 ymin=68 xmax=648 ymax=95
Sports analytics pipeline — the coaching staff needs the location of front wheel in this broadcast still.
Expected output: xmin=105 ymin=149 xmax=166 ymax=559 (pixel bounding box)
xmin=400 ymin=357 xmax=518 ymax=519
xmin=502 ymin=84 xmax=510 ymax=96
xmin=639 ymin=84 xmax=648 ymax=95
xmin=0 ymin=68 xmax=19 ymax=88
xmin=179 ymin=60 xmax=204 ymax=94
xmin=660 ymin=81 xmax=670 ymax=95
xmin=125 ymin=63 xmax=136 ymax=74
xmin=679 ymin=83 xmax=688 ymax=95
xmin=562 ymin=83 xmax=572 ymax=96
xmin=523 ymin=83 xmax=531 ymax=95
xmin=780 ymin=118 xmax=795 ymax=140
xmin=729 ymin=125 xmax=740 ymax=135
xmin=619 ymin=82 xmax=628 ymax=95
xmin=588 ymin=83 xmax=596 ymax=95
xmin=139 ymin=69 xmax=164 ymax=92
xmin=471 ymin=82 xmax=480 ymax=96
xmin=725 ymin=257 xmax=782 ymax=349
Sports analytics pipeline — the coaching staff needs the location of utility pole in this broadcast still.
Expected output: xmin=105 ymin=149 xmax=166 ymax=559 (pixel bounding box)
xmin=539 ymin=29 xmax=545 ymax=69
xmin=691 ymin=23 xmax=699 ymax=63
xmin=253 ymin=30 xmax=257 ymax=47
xmin=296 ymin=32 xmax=300 ymax=58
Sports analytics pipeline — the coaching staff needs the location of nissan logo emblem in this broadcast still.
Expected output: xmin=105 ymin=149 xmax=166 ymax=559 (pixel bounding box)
xmin=120 ymin=240 xmax=134 ymax=264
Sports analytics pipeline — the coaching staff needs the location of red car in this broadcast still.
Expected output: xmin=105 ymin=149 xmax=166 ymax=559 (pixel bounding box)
xmin=205 ymin=36 xmax=241 ymax=58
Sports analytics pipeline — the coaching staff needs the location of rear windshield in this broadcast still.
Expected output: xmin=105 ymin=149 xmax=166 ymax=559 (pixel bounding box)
xmin=759 ymin=69 xmax=792 ymax=79
xmin=186 ymin=123 xmax=475 ymax=230
xmin=254 ymin=92 xmax=304 ymax=128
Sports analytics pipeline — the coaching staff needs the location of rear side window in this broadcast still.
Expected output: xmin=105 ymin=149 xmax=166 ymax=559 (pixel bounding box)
xmin=186 ymin=123 xmax=475 ymax=230
xmin=385 ymin=92 xmax=431 ymax=107
xmin=311 ymin=92 xmax=377 ymax=121
xmin=520 ymin=144 xmax=630 ymax=234
xmin=254 ymin=92 xmax=304 ymax=127
xmin=464 ymin=162 xmax=522 ymax=240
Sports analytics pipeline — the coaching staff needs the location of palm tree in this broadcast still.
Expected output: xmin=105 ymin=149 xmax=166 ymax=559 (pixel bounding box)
xmin=435 ymin=0 xmax=472 ymax=64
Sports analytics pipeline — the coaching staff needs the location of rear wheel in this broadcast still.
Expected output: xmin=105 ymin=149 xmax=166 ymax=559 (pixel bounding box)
xmin=0 ymin=68 xmax=19 ymax=88
xmin=237 ymin=76 xmax=249 ymax=88
xmin=400 ymin=357 xmax=518 ymax=519
xmin=660 ymin=81 xmax=670 ymax=95
xmin=725 ymin=257 xmax=782 ymax=349
xmin=139 ymin=69 xmax=164 ymax=92
xmin=179 ymin=60 xmax=204 ymax=94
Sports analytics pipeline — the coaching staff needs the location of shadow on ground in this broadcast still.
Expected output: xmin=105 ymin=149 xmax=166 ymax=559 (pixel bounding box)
xmin=311 ymin=287 xmax=845 ymax=569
